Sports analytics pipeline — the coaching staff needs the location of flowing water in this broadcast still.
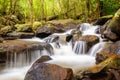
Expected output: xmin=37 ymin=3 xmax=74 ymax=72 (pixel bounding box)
xmin=0 ymin=23 xmax=106 ymax=80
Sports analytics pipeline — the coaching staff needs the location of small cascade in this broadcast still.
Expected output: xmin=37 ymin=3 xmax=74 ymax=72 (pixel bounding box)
xmin=73 ymin=41 xmax=87 ymax=54
xmin=6 ymin=50 xmax=41 ymax=68
xmin=80 ymin=23 xmax=91 ymax=32
xmin=88 ymin=42 xmax=106 ymax=56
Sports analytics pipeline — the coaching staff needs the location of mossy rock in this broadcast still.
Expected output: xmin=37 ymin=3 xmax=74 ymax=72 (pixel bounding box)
xmin=32 ymin=21 xmax=46 ymax=31
xmin=15 ymin=24 xmax=32 ymax=32
xmin=0 ymin=26 xmax=13 ymax=35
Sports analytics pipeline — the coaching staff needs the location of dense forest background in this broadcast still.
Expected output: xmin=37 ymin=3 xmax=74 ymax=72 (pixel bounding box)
xmin=0 ymin=0 xmax=120 ymax=25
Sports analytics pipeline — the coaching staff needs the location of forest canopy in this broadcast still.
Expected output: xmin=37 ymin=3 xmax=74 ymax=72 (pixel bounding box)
xmin=0 ymin=0 xmax=120 ymax=23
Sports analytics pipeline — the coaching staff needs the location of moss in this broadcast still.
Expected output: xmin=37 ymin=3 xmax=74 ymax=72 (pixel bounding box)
xmin=15 ymin=24 xmax=32 ymax=32
xmin=32 ymin=21 xmax=46 ymax=31
xmin=101 ymin=15 xmax=113 ymax=19
xmin=0 ymin=26 xmax=12 ymax=34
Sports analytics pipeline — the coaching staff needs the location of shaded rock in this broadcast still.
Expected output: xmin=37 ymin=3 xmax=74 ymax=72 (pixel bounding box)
xmin=77 ymin=35 xmax=99 ymax=52
xmin=15 ymin=24 xmax=32 ymax=32
xmin=36 ymin=24 xmax=64 ymax=38
xmin=66 ymin=34 xmax=73 ymax=42
xmin=99 ymin=20 xmax=111 ymax=38
xmin=6 ymin=32 xmax=34 ymax=39
xmin=103 ymin=9 xmax=120 ymax=42
xmin=25 ymin=63 xmax=74 ymax=80
xmin=93 ymin=15 xmax=113 ymax=25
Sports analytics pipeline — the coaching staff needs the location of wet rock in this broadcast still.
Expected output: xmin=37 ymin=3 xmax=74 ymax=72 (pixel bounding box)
xmin=15 ymin=24 xmax=32 ymax=32
xmin=34 ymin=55 xmax=52 ymax=64
xmin=96 ymin=41 xmax=120 ymax=64
xmin=0 ymin=40 xmax=53 ymax=63
xmin=71 ymin=29 xmax=82 ymax=42
xmin=36 ymin=24 xmax=64 ymax=38
xmin=103 ymin=9 xmax=120 ymax=42
xmin=99 ymin=20 xmax=111 ymax=38
xmin=93 ymin=15 xmax=113 ymax=25
xmin=25 ymin=63 xmax=74 ymax=80
xmin=77 ymin=35 xmax=99 ymax=52
xmin=6 ymin=32 xmax=34 ymax=39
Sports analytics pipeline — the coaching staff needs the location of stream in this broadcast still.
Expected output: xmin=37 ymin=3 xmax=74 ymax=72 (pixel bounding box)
xmin=0 ymin=23 xmax=106 ymax=80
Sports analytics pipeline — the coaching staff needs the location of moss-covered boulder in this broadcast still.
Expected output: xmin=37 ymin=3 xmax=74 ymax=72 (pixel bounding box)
xmin=0 ymin=26 xmax=13 ymax=36
xmin=32 ymin=21 xmax=46 ymax=31
xmin=103 ymin=9 xmax=120 ymax=41
xmin=15 ymin=24 xmax=32 ymax=32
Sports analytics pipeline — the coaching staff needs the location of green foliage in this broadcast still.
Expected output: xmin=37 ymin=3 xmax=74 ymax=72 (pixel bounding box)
xmin=100 ymin=0 xmax=120 ymax=15
xmin=0 ymin=0 xmax=119 ymax=23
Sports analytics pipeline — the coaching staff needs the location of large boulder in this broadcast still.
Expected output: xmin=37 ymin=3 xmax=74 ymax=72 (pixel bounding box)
xmin=25 ymin=63 xmax=74 ymax=80
xmin=103 ymin=9 xmax=120 ymax=42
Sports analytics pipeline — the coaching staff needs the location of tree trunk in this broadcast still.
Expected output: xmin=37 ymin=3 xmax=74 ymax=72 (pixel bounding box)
xmin=86 ymin=0 xmax=90 ymax=22
xmin=29 ymin=0 xmax=34 ymax=27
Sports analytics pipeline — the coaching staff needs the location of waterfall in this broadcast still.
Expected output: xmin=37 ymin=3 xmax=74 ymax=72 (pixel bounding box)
xmin=80 ymin=23 xmax=91 ymax=32
xmin=88 ymin=42 xmax=106 ymax=56
xmin=6 ymin=50 xmax=41 ymax=68
xmin=73 ymin=41 xmax=87 ymax=54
